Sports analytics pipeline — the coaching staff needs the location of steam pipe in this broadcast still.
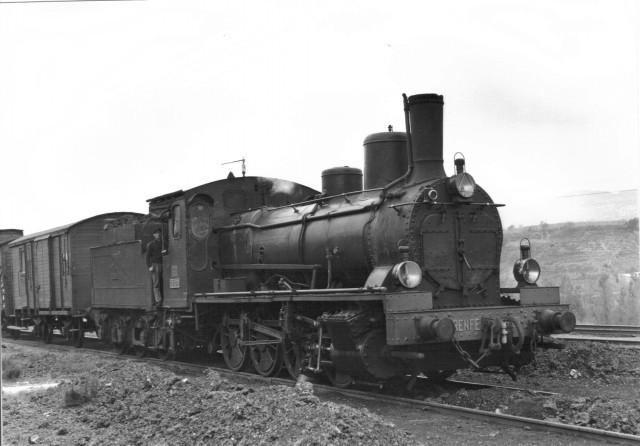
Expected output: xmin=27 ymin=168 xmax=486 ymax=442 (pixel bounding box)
xmin=381 ymin=93 xmax=414 ymax=193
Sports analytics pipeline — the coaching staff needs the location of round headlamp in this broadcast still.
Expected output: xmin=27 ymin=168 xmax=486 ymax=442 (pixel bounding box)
xmin=448 ymin=172 xmax=476 ymax=198
xmin=392 ymin=261 xmax=422 ymax=288
xmin=513 ymin=258 xmax=541 ymax=285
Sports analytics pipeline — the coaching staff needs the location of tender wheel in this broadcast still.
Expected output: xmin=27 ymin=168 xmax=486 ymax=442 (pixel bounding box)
xmin=250 ymin=332 xmax=283 ymax=377
xmin=325 ymin=367 xmax=353 ymax=389
xmin=220 ymin=316 xmax=250 ymax=372
xmin=282 ymin=333 xmax=303 ymax=379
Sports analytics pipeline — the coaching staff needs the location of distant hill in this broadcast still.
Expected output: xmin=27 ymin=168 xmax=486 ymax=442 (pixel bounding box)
xmin=501 ymin=219 xmax=640 ymax=325
xmin=550 ymin=189 xmax=638 ymax=223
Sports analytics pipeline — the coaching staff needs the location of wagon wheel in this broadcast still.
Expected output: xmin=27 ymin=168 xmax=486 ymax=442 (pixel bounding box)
xmin=282 ymin=333 xmax=303 ymax=379
xmin=10 ymin=329 xmax=21 ymax=340
xmin=249 ymin=331 xmax=283 ymax=377
xmin=220 ymin=315 xmax=251 ymax=372
xmin=325 ymin=367 xmax=353 ymax=389
xmin=73 ymin=318 xmax=85 ymax=349
xmin=42 ymin=322 xmax=54 ymax=344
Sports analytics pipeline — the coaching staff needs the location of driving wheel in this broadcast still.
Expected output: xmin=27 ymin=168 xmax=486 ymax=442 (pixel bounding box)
xmin=220 ymin=315 xmax=251 ymax=371
xmin=250 ymin=331 xmax=283 ymax=377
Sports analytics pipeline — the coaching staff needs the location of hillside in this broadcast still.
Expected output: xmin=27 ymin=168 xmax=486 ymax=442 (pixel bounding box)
xmin=500 ymin=219 xmax=640 ymax=325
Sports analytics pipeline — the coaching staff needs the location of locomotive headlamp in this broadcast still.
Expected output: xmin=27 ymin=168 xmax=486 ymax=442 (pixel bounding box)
xmin=392 ymin=261 xmax=422 ymax=288
xmin=447 ymin=154 xmax=476 ymax=198
xmin=513 ymin=238 xmax=541 ymax=286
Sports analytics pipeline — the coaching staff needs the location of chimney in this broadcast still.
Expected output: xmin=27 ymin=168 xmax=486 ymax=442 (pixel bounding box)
xmin=407 ymin=94 xmax=446 ymax=181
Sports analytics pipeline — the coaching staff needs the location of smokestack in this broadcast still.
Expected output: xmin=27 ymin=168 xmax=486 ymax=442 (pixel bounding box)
xmin=407 ymin=94 xmax=446 ymax=181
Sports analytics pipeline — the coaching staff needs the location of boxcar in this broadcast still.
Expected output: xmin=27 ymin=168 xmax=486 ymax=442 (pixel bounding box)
xmin=6 ymin=213 xmax=142 ymax=342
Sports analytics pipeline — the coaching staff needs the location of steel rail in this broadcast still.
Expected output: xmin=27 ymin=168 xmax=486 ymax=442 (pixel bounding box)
xmin=573 ymin=324 xmax=640 ymax=335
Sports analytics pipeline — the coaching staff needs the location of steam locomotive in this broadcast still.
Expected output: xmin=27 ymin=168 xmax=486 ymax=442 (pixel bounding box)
xmin=3 ymin=93 xmax=576 ymax=387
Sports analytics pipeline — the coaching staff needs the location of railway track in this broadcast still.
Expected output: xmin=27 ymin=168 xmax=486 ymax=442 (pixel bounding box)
xmin=4 ymin=336 xmax=640 ymax=445
xmin=553 ymin=324 xmax=640 ymax=346
xmin=573 ymin=324 xmax=640 ymax=336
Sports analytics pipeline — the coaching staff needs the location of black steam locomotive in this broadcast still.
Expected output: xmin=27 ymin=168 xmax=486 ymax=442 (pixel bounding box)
xmin=4 ymin=93 xmax=575 ymax=387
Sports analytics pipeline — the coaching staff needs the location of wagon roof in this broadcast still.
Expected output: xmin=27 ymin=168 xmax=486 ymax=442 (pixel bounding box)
xmin=8 ymin=212 xmax=142 ymax=246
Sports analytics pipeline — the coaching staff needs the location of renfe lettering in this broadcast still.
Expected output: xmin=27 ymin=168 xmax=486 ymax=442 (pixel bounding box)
xmin=453 ymin=318 xmax=481 ymax=332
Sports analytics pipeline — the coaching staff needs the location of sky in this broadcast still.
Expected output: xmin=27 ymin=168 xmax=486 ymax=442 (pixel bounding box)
xmin=1 ymin=0 xmax=638 ymax=235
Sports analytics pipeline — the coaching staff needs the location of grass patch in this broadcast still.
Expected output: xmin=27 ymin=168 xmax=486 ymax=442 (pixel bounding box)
xmin=2 ymin=356 xmax=22 ymax=381
xmin=61 ymin=375 xmax=100 ymax=407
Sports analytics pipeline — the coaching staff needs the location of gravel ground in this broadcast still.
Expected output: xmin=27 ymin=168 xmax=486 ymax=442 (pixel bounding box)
xmin=449 ymin=342 xmax=640 ymax=434
xmin=2 ymin=345 xmax=418 ymax=446
xmin=2 ymin=339 xmax=639 ymax=445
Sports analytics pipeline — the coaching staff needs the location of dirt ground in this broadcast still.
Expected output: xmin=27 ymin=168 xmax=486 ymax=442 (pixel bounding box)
xmin=2 ymin=339 xmax=639 ymax=445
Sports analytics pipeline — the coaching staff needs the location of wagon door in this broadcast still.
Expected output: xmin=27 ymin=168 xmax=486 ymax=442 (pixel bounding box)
xmin=25 ymin=243 xmax=36 ymax=310
xmin=59 ymin=234 xmax=72 ymax=308
xmin=15 ymin=246 xmax=31 ymax=309
xmin=34 ymin=236 xmax=54 ymax=310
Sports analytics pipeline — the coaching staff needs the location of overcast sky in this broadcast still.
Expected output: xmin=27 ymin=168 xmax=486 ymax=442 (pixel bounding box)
xmin=1 ymin=0 xmax=638 ymax=234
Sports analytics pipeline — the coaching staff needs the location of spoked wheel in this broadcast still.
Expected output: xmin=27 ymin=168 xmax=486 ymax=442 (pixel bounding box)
xmin=325 ymin=367 xmax=353 ymax=389
xmin=72 ymin=319 xmax=84 ymax=349
xmin=42 ymin=322 xmax=54 ymax=344
xmin=220 ymin=315 xmax=251 ymax=372
xmin=10 ymin=329 xmax=20 ymax=340
xmin=282 ymin=333 xmax=303 ymax=379
xmin=250 ymin=332 xmax=283 ymax=377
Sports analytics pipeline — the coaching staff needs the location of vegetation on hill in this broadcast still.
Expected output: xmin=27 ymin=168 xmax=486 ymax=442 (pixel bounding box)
xmin=501 ymin=218 xmax=640 ymax=325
